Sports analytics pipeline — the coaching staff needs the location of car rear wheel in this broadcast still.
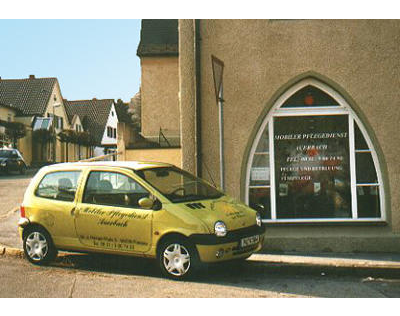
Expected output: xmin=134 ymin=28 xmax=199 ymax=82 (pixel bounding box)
xmin=158 ymin=238 xmax=198 ymax=280
xmin=23 ymin=227 xmax=57 ymax=265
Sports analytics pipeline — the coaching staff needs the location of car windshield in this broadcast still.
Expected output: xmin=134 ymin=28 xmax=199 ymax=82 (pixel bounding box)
xmin=135 ymin=166 xmax=223 ymax=203
xmin=0 ymin=150 xmax=14 ymax=158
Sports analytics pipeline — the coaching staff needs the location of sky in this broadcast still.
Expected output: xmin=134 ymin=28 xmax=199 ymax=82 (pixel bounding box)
xmin=0 ymin=19 xmax=142 ymax=102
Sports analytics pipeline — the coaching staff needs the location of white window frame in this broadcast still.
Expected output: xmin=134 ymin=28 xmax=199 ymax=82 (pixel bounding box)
xmin=245 ymin=78 xmax=385 ymax=223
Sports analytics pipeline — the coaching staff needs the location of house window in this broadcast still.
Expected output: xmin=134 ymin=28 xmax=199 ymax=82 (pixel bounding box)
xmin=106 ymin=126 xmax=116 ymax=138
xmin=59 ymin=117 xmax=64 ymax=130
xmin=33 ymin=117 xmax=52 ymax=131
xmin=246 ymin=80 xmax=385 ymax=223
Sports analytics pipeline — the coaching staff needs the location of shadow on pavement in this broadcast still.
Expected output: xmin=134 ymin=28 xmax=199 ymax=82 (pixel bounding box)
xmin=52 ymin=251 xmax=400 ymax=283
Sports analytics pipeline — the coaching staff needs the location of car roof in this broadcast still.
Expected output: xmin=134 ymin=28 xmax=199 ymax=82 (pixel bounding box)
xmin=45 ymin=160 xmax=173 ymax=171
xmin=0 ymin=148 xmax=18 ymax=151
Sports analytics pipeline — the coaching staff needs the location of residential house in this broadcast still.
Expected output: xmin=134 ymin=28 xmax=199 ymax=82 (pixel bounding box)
xmin=64 ymin=98 xmax=131 ymax=160
xmin=119 ymin=19 xmax=400 ymax=254
xmin=0 ymin=75 xmax=96 ymax=165
xmin=0 ymin=75 xmax=72 ymax=165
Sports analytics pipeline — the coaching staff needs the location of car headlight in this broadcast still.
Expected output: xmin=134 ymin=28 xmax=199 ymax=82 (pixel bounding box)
xmin=0 ymin=162 xmax=6 ymax=167
xmin=214 ymin=221 xmax=227 ymax=237
xmin=256 ymin=212 xmax=262 ymax=227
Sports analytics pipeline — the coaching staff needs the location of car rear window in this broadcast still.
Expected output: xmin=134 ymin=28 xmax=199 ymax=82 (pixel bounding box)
xmin=35 ymin=171 xmax=81 ymax=202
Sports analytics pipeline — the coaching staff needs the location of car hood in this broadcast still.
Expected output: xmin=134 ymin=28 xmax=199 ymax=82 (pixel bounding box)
xmin=176 ymin=195 xmax=257 ymax=233
xmin=0 ymin=158 xmax=8 ymax=163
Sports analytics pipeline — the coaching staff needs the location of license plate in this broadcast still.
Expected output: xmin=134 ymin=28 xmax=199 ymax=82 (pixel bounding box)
xmin=240 ymin=235 xmax=260 ymax=248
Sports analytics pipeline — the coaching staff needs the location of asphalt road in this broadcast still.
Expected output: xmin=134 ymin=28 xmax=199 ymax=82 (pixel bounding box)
xmin=2 ymin=252 xmax=400 ymax=298
xmin=0 ymin=170 xmax=37 ymax=248
xmin=1 ymin=171 xmax=400 ymax=298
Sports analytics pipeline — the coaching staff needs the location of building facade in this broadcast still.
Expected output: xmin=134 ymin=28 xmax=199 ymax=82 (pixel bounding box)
xmin=0 ymin=75 xmax=72 ymax=165
xmin=132 ymin=19 xmax=400 ymax=253
xmin=64 ymin=98 xmax=132 ymax=160
xmin=0 ymin=75 xmax=95 ymax=165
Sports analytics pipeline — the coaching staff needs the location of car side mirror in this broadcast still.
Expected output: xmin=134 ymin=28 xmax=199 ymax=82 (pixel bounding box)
xmin=138 ymin=197 xmax=154 ymax=209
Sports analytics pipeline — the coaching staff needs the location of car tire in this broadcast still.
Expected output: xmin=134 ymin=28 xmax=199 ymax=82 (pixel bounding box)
xmin=23 ymin=226 xmax=57 ymax=265
xmin=157 ymin=237 xmax=199 ymax=280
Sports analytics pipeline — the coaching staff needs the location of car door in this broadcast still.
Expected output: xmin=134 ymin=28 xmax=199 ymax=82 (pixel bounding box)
xmin=34 ymin=170 xmax=83 ymax=246
xmin=74 ymin=169 xmax=153 ymax=253
xmin=9 ymin=150 xmax=19 ymax=171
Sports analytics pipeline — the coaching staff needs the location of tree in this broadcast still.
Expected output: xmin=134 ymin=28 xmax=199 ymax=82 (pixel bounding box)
xmin=5 ymin=122 xmax=26 ymax=148
xmin=58 ymin=130 xmax=77 ymax=162
xmin=75 ymin=131 xmax=96 ymax=160
xmin=128 ymin=89 xmax=141 ymax=132
xmin=32 ymin=129 xmax=54 ymax=162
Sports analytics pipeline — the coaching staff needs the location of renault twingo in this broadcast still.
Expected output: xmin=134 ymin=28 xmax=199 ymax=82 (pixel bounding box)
xmin=18 ymin=161 xmax=265 ymax=279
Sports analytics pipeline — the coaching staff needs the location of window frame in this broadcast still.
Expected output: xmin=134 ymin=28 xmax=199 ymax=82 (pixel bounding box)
xmin=245 ymin=78 xmax=386 ymax=223
xmin=81 ymin=170 xmax=152 ymax=209
xmin=35 ymin=170 xmax=82 ymax=202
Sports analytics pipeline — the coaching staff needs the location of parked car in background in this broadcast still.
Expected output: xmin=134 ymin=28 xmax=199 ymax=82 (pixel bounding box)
xmin=0 ymin=148 xmax=27 ymax=175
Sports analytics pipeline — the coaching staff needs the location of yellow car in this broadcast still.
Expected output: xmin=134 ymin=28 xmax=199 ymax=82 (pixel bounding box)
xmin=18 ymin=161 xmax=265 ymax=279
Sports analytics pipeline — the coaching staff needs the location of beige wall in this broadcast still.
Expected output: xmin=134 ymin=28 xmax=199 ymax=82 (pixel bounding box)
xmin=141 ymin=56 xmax=180 ymax=138
xmin=14 ymin=117 xmax=34 ymax=165
xmin=0 ymin=106 xmax=16 ymax=122
xmin=44 ymin=81 xmax=72 ymax=163
xmin=117 ymin=122 xmax=181 ymax=167
xmin=178 ymin=20 xmax=197 ymax=175
xmin=122 ymin=148 xmax=182 ymax=167
xmin=17 ymin=128 xmax=32 ymax=165
xmin=179 ymin=19 xmax=400 ymax=252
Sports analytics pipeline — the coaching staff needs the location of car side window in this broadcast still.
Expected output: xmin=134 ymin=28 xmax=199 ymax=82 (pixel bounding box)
xmin=36 ymin=171 xmax=81 ymax=202
xmin=83 ymin=171 xmax=150 ymax=208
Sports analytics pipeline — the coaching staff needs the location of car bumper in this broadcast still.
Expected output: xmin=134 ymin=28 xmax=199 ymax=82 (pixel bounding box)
xmin=189 ymin=225 xmax=266 ymax=263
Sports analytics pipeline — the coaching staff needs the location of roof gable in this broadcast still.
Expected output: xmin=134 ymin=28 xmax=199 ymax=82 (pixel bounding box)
xmin=64 ymin=99 xmax=114 ymax=145
xmin=137 ymin=19 xmax=178 ymax=57
xmin=0 ymin=77 xmax=57 ymax=116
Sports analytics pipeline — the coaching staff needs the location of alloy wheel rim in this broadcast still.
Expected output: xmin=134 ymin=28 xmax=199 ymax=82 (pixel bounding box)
xmin=163 ymin=243 xmax=191 ymax=276
xmin=25 ymin=232 xmax=48 ymax=261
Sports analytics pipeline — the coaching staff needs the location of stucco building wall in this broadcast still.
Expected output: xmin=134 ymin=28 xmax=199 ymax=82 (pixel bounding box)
xmin=179 ymin=19 xmax=400 ymax=252
xmin=141 ymin=57 xmax=180 ymax=138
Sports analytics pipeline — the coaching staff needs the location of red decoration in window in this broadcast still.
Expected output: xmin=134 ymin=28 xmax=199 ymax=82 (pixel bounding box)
xmin=305 ymin=94 xmax=314 ymax=106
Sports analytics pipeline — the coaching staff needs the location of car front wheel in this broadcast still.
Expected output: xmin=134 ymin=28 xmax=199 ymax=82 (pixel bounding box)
xmin=158 ymin=238 xmax=198 ymax=280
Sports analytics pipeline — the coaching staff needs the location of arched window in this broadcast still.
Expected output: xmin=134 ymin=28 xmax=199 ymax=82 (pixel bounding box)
xmin=245 ymin=78 xmax=385 ymax=223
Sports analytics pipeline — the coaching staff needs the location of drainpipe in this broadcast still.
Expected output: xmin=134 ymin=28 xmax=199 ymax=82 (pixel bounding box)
xmin=194 ymin=19 xmax=202 ymax=177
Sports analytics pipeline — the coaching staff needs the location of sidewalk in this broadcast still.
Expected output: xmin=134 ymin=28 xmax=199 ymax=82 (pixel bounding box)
xmin=1 ymin=166 xmax=400 ymax=273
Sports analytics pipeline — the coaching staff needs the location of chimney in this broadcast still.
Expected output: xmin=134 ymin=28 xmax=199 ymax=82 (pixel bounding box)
xmin=29 ymin=75 xmax=35 ymax=79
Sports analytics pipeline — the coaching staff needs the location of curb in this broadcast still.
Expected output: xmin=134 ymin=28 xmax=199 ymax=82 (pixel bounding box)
xmin=251 ymin=254 xmax=400 ymax=270
xmin=0 ymin=245 xmax=24 ymax=258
